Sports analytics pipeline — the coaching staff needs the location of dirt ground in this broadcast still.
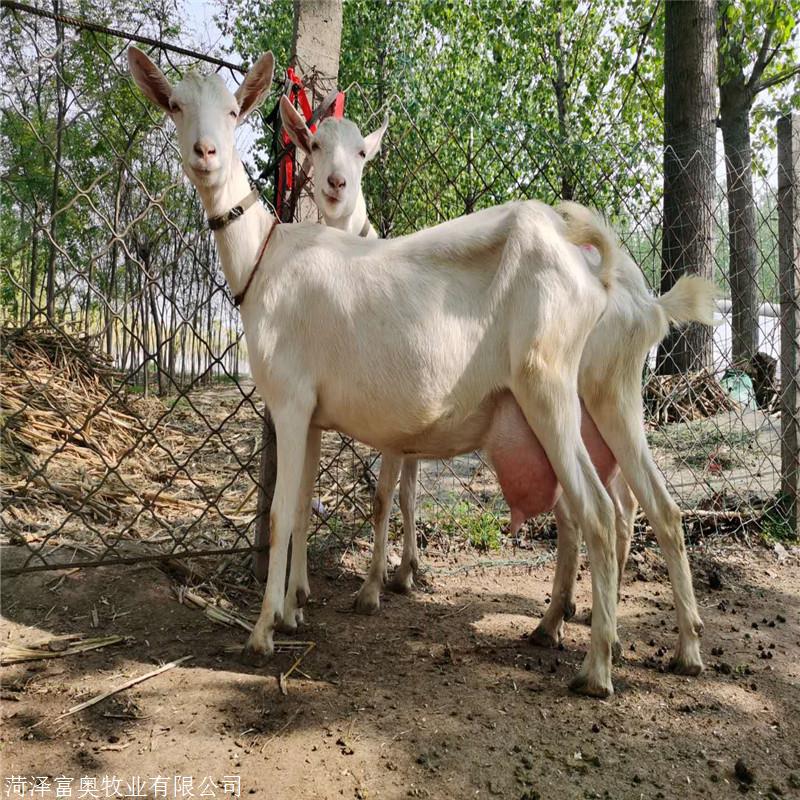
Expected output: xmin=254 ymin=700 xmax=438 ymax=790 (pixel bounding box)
xmin=2 ymin=537 xmax=799 ymax=800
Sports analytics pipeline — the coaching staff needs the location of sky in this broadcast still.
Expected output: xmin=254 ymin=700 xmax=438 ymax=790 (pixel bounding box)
xmin=182 ymin=0 xmax=235 ymax=60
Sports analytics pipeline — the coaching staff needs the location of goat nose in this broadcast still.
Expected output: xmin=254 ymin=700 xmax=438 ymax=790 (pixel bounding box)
xmin=193 ymin=139 xmax=216 ymax=158
xmin=327 ymin=174 xmax=346 ymax=189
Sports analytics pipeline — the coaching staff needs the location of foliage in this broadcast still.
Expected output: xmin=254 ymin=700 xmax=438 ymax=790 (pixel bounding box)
xmin=718 ymin=0 xmax=800 ymax=167
xmin=221 ymin=0 xmax=666 ymax=235
xmin=0 ymin=0 xmax=243 ymax=389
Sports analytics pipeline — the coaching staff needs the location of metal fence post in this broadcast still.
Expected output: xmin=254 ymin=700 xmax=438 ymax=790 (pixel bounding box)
xmin=778 ymin=112 xmax=800 ymax=536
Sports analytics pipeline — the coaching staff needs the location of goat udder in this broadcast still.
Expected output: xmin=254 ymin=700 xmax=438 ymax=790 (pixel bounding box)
xmin=486 ymin=396 xmax=619 ymax=535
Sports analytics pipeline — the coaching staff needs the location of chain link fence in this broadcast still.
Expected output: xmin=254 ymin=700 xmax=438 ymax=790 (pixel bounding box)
xmin=1 ymin=5 xmax=798 ymax=577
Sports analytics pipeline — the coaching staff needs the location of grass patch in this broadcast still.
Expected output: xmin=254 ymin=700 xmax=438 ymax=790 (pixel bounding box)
xmin=423 ymin=499 xmax=505 ymax=551
xmin=759 ymin=495 xmax=798 ymax=543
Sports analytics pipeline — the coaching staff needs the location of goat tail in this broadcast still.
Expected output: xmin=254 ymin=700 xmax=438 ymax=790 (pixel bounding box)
xmin=556 ymin=201 xmax=616 ymax=290
xmin=657 ymin=274 xmax=718 ymax=327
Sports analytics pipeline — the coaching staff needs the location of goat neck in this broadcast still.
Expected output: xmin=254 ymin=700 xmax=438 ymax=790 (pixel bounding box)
xmin=194 ymin=152 xmax=273 ymax=301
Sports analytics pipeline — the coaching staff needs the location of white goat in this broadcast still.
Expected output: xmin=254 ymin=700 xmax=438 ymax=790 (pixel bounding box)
xmin=282 ymin=102 xmax=713 ymax=674
xmin=280 ymin=100 xmax=421 ymax=607
xmin=129 ymin=47 xmax=623 ymax=697
xmin=288 ymin=105 xmax=387 ymax=238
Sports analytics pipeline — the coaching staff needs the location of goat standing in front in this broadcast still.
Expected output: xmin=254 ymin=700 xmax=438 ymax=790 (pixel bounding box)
xmin=281 ymin=104 xmax=711 ymax=674
xmin=129 ymin=47 xmax=622 ymax=696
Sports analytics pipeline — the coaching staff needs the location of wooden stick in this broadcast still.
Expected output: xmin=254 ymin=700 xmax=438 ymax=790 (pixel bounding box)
xmin=52 ymin=655 xmax=192 ymax=722
xmin=279 ymin=642 xmax=315 ymax=695
xmin=0 ymin=635 xmax=124 ymax=665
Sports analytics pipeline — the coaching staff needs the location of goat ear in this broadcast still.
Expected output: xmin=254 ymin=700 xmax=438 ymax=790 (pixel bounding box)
xmin=128 ymin=46 xmax=173 ymax=112
xmin=279 ymin=95 xmax=312 ymax=154
xmin=363 ymin=114 xmax=389 ymax=161
xmin=235 ymin=52 xmax=274 ymax=121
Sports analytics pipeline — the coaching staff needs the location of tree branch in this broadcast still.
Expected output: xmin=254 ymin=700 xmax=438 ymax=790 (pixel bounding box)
xmin=746 ymin=3 xmax=777 ymax=92
xmin=755 ymin=62 xmax=800 ymax=93
xmin=566 ymin=0 xmax=596 ymax=88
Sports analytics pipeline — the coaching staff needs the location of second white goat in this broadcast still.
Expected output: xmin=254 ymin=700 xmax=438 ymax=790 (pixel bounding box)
xmin=281 ymin=101 xmax=712 ymax=676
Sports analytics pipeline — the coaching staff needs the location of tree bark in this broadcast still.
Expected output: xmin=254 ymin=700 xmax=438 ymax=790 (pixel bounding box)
xmin=553 ymin=25 xmax=574 ymax=201
xmin=656 ymin=0 xmax=718 ymax=374
xmin=28 ymin=217 xmax=39 ymax=322
xmin=720 ymin=80 xmax=759 ymax=364
xmin=45 ymin=0 xmax=66 ymax=321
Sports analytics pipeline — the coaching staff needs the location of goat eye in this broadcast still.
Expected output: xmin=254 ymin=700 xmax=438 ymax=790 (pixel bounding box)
xmin=359 ymin=149 xmax=366 ymax=158
xmin=311 ymin=142 xmax=320 ymax=151
xmin=229 ymin=110 xmax=238 ymax=119
xmin=170 ymin=104 xmax=181 ymax=113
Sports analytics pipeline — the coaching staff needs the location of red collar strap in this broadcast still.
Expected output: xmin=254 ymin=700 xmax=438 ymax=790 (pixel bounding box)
xmin=233 ymin=219 xmax=279 ymax=308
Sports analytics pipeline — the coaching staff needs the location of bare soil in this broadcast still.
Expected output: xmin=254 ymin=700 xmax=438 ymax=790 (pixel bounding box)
xmin=2 ymin=539 xmax=799 ymax=800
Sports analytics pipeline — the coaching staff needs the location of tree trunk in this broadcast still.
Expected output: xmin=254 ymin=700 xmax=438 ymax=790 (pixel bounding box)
xmin=656 ymin=0 xmax=718 ymax=374
xmin=148 ymin=279 xmax=165 ymax=396
xmin=553 ymin=25 xmax=574 ymax=201
xmin=45 ymin=0 xmax=66 ymax=320
xmin=84 ymin=257 xmax=94 ymax=335
xmin=289 ymin=0 xmax=344 ymax=223
xmin=28 ymin=220 xmax=39 ymax=323
xmin=720 ymin=77 xmax=759 ymax=364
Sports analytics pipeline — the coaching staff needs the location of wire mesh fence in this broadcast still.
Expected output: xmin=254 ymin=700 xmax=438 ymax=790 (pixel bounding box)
xmin=1 ymin=4 xmax=798 ymax=577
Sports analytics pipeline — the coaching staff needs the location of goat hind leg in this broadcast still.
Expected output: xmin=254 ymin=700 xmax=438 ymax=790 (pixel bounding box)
xmin=610 ymin=472 xmax=636 ymax=602
xmin=530 ymin=499 xmax=580 ymax=648
xmin=513 ymin=375 xmax=617 ymax=698
xmin=588 ymin=399 xmax=704 ymax=675
xmin=389 ymin=458 xmax=419 ymax=593
xmin=354 ymin=453 xmax=402 ymax=614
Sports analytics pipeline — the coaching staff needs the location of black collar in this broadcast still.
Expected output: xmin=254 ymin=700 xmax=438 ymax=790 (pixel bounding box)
xmin=208 ymin=189 xmax=260 ymax=231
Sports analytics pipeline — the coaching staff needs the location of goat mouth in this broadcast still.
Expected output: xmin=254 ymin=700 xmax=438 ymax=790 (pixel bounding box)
xmin=191 ymin=164 xmax=217 ymax=177
xmin=322 ymin=191 xmax=341 ymax=204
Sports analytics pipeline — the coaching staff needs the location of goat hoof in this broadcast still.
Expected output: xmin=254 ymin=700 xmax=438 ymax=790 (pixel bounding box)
xmin=563 ymin=600 xmax=577 ymax=622
xmin=529 ymin=624 xmax=561 ymax=649
xmin=578 ymin=608 xmax=593 ymax=627
xmin=611 ymin=640 xmax=624 ymax=665
xmin=276 ymin=619 xmax=298 ymax=635
xmin=388 ymin=571 xmax=415 ymax=594
xmin=278 ymin=605 xmax=305 ymax=634
xmin=668 ymin=656 xmax=704 ymax=676
xmin=569 ymin=673 xmax=614 ymax=699
xmin=354 ymin=588 xmax=381 ymax=615
xmin=240 ymin=643 xmax=272 ymax=667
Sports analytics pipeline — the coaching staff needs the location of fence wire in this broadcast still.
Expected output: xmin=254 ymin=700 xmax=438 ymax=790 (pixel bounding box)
xmin=1 ymin=5 xmax=797 ymax=578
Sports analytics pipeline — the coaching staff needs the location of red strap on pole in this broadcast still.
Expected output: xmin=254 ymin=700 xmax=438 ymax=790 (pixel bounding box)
xmin=278 ymin=67 xmax=346 ymax=219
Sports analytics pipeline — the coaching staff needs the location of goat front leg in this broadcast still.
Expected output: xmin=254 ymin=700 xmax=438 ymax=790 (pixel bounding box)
xmin=389 ymin=458 xmax=419 ymax=593
xmin=280 ymin=426 xmax=322 ymax=633
xmin=243 ymin=405 xmax=312 ymax=663
xmin=354 ymin=453 xmax=402 ymax=614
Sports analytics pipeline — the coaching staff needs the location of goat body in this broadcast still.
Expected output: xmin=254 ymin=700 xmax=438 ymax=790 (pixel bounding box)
xmin=242 ymin=202 xmax=607 ymax=460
